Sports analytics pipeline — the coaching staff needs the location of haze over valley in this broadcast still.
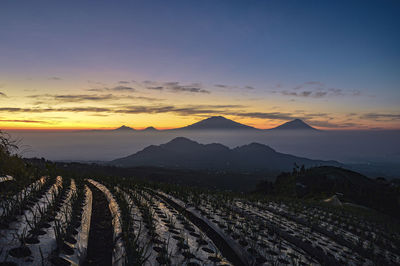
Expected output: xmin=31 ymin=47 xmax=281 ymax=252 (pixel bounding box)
xmin=8 ymin=117 xmax=400 ymax=178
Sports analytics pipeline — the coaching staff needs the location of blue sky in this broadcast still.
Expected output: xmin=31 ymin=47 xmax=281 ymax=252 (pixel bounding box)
xmin=0 ymin=0 xmax=399 ymax=129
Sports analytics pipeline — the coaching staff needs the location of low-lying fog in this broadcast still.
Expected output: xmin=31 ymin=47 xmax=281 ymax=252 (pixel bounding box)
xmin=8 ymin=129 xmax=399 ymax=166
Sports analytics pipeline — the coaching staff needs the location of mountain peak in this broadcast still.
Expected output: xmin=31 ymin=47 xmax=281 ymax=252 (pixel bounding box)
xmin=181 ymin=116 xmax=256 ymax=130
xmin=208 ymin=115 xmax=228 ymax=120
xmin=272 ymin=119 xmax=317 ymax=130
xmin=161 ymin=137 xmax=201 ymax=150
xmin=143 ymin=126 xmax=157 ymax=131
xmin=234 ymin=142 xmax=276 ymax=153
xmin=114 ymin=125 xmax=135 ymax=131
xmin=167 ymin=137 xmax=197 ymax=144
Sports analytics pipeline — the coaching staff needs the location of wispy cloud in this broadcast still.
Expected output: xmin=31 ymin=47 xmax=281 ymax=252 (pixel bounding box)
xmin=163 ymin=82 xmax=210 ymax=94
xmin=244 ymin=86 xmax=255 ymax=90
xmin=214 ymin=84 xmax=255 ymax=90
xmin=88 ymin=85 xmax=135 ymax=92
xmin=112 ymin=85 xmax=134 ymax=91
xmin=214 ymin=84 xmax=229 ymax=88
xmin=147 ymin=86 xmax=163 ymax=91
xmin=361 ymin=113 xmax=400 ymax=121
xmin=0 ymin=104 xmax=328 ymax=124
xmin=28 ymin=92 xmax=161 ymax=104
xmin=118 ymin=81 xmax=130 ymax=84
xmin=304 ymin=81 xmax=324 ymax=86
xmin=308 ymin=120 xmax=358 ymax=128
xmin=232 ymin=112 xmax=295 ymax=120
xmin=272 ymin=81 xmax=360 ymax=98
xmin=28 ymin=94 xmax=115 ymax=103
xmin=0 ymin=104 xmax=242 ymax=116
xmin=0 ymin=119 xmax=50 ymax=124
xmin=0 ymin=92 xmax=7 ymax=97
xmin=48 ymin=76 xmax=62 ymax=80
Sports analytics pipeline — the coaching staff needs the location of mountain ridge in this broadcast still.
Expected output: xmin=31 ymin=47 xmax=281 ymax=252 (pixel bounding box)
xmin=79 ymin=116 xmax=318 ymax=132
xmin=110 ymin=137 xmax=340 ymax=172
xmin=114 ymin=125 xmax=135 ymax=131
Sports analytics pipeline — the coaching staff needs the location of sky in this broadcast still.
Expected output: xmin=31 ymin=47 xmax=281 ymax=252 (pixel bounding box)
xmin=0 ymin=0 xmax=399 ymax=130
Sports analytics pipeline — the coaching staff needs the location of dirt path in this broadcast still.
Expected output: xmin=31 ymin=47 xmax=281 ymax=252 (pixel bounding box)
xmin=84 ymin=183 xmax=113 ymax=266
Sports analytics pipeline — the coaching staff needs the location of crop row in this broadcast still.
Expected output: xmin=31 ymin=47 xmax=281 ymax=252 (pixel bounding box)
xmin=0 ymin=177 xmax=93 ymax=265
xmin=153 ymin=185 xmax=400 ymax=265
xmin=111 ymin=183 xmax=233 ymax=265
xmin=254 ymin=199 xmax=400 ymax=264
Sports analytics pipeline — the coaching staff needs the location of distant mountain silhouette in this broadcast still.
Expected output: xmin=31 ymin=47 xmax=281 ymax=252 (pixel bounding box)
xmin=114 ymin=125 xmax=135 ymax=131
xmin=142 ymin=126 xmax=158 ymax=131
xmin=177 ymin=116 xmax=257 ymax=130
xmin=80 ymin=116 xmax=321 ymax=132
xmin=271 ymin=119 xmax=317 ymax=130
xmin=110 ymin=137 xmax=340 ymax=171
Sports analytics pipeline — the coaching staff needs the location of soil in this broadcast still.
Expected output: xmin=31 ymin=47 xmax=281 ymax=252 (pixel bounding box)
xmin=9 ymin=246 xmax=31 ymax=258
xmin=84 ymin=183 xmax=113 ymax=266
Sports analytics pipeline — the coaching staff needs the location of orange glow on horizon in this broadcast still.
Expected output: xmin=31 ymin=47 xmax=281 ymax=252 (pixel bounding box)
xmin=2 ymin=120 xmax=397 ymax=131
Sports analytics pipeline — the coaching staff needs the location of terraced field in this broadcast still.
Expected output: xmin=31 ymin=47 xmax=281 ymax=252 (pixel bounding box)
xmin=1 ymin=175 xmax=399 ymax=265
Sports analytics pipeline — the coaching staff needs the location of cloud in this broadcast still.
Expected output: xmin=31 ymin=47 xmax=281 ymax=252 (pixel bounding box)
xmin=244 ymin=86 xmax=255 ymax=90
xmin=0 ymin=104 xmax=331 ymax=125
xmin=29 ymin=94 xmax=115 ymax=103
xmin=48 ymin=77 xmax=62 ymax=80
xmin=0 ymin=92 xmax=7 ymax=97
xmin=88 ymin=86 xmax=135 ymax=92
xmin=214 ymin=84 xmax=229 ymax=88
xmin=28 ymin=92 xmax=161 ymax=104
xmin=164 ymin=82 xmax=210 ymax=94
xmin=111 ymin=104 xmax=243 ymax=116
xmin=279 ymin=90 xmax=326 ymax=98
xmin=172 ymin=87 xmax=209 ymax=93
xmin=276 ymin=88 xmax=343 ymax=98
xmin=147 ymin=86 xmax=163 ymax=91
xmin=118 ymin=81 xmax=130 ymax=84
xmin=0 ymin=104 xmax=242 ymax=117
xmin=0 ymin=119 xmax=50 ymax=124
xmin=112 ymin=86 xmax=134 ymax=91
xmin=232 ymin=112 xmax=295 ymax=120
xmin=328 ymin=88 xmax=344 ymax=96
xmin=307 ymin=120 xmax=358 ymax=128
xmin=304 ymin=81 xmax=324 ymax=86
xmin=361 ymin=113 xmax=400 ymax=121
xmin=214 ymin=84 xmax=254 ymax=90
xmin=278 ymin=90 xmax=329 ymax=98
xmin=314 ymin=91 xmax=328 ymax=97
xmin=55 ymin=94 xmax=115 ymax=102
xmin=143 ymin=81 xmax=210 ymax=94
xmin=0 ymin=103 xmax=360 ymax=129
xmin=273 ymin=81 xmax=360 ymax=99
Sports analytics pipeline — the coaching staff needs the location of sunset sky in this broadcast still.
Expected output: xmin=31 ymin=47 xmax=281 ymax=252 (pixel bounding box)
xmin=1 ymin=1 xmax=399 ymax=130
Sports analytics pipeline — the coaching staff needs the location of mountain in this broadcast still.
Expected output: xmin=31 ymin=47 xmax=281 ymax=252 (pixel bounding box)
xmin=113 ymin=125 xmax=135 ymax=131
xmin=271 ymin=119 xmax=317 ymax=130
xmin=110 ymin=137 xmax=340 ymax=172
xmin=142 ymin=126 xmax=158 ymax=132
xmin=177 ymin=116 xmax=257 ymax=130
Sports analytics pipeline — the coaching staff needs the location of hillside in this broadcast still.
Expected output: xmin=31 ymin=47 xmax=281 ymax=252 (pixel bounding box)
xmin=258 ymin=166 xmax=400 ymax=219
xmin=110 ymin=137 xmax=340 ymax=172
